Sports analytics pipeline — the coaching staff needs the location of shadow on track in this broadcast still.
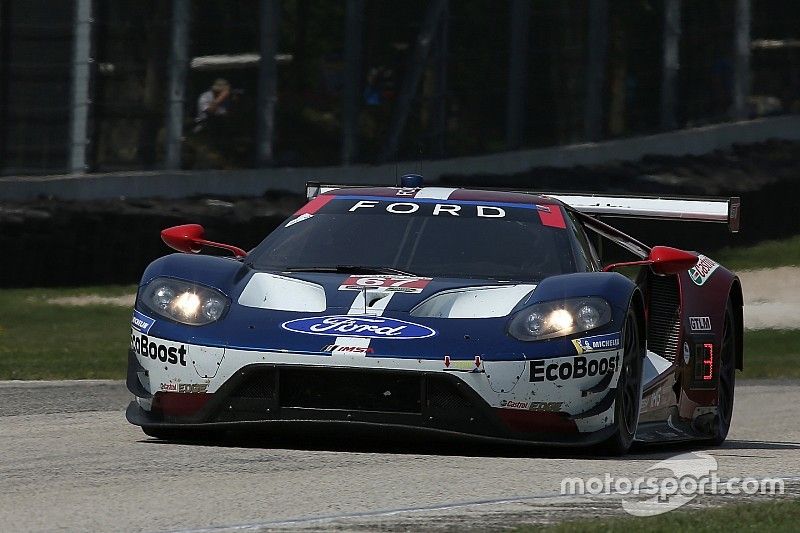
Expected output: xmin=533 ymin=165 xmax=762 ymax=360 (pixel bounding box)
xmin=136 ymin=426 xmax=800 ymax=460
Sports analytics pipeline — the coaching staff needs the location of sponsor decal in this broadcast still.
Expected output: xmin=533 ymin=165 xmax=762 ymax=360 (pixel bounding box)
xmin=131 ymin=310 xmax=155 ymax=334
xmin=572 ymin=332 xmax=621 ymax=355
xmin=338 ymin=275 xmax=432 ymax=294
xmin=348 ymin=200 xmax=507 ymax=218
xmin=159 ymin=382 xmax=208 ymax=393
xmin=500 ymin=400 xmax=529 ymax=409
xmin=688 ymin=255 xmax=718 ymax=286
xmin=321 ymin=343 xmax=374 ymax=354
xmin=689 ymin=316 xmax=712 ymax=332
xmin=130 ymin=333 xmax=187 ymax=366
xmin=529 ymin=401 xmax=564 ymax=412
xmin=395 ymin=187 xmax=417 ymax=197
xmin=499 ymin=400 xmax=564 ymax=412
xmin=530 ymin=354 xmax=619 ymax=382
xmin=179 ymin=383 xmax=208 ymax=394
xmin=282 ymin=315 xmax=436 ymax=339
xmin=443 ymin=355 xmax=482 ymax=372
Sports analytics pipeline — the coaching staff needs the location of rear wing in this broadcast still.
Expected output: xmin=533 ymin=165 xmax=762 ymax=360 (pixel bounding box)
xmin=305 ymin=182 xmax=741 ymax=233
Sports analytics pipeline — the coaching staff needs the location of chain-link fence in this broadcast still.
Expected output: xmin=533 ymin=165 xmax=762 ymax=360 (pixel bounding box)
xmin=1 ymin=0 xmax=798 ymax=176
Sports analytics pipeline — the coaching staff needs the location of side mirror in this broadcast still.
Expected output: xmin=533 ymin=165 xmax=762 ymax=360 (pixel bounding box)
xmin=648 ymin=245 xmax=699 ymax=275
xmin=603 ymin=245 xmax=698 ymax=275
xmin=161 ymin=224 xmax=247 ymax=258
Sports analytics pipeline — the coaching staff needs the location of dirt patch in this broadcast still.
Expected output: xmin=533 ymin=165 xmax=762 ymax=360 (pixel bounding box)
xmin=738 ymin=267 xmax=800 ymax=329
xmin=43 ymin=295 xmax=135 ymax=307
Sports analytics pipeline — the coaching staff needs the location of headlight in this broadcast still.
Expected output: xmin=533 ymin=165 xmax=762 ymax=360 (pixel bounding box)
xmin=508 ymin=297 xmax=611 ymax=341
xmin=139 ymin=277 xmax=229 ymax=325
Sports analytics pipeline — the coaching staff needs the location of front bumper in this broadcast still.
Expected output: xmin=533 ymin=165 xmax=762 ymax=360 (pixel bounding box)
xmin=126 ymin=351 xmax=617 ymax=447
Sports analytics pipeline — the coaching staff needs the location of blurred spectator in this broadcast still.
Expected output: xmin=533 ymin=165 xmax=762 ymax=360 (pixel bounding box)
xmin=194 ymin=78 xmax=232 ymax=132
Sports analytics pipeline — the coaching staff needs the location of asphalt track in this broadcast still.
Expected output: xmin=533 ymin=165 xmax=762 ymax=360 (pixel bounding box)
xmin=1 ymin=380 xmax=799 ymax=532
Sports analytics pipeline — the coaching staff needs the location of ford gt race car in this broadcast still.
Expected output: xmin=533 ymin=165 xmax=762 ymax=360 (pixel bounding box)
xmin=126 ymin=176 xmax=743 ymax=454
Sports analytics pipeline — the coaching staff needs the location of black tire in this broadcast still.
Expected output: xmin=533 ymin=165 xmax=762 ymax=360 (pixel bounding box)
xmin=710 ymin=300 xmax=737 ymax=445
xmin=601 ymin=305 xmax=644 ymax=455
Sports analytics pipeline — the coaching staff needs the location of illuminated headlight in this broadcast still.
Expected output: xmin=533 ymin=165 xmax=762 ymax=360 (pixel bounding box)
xmin=508 ymin=297 xmax=611 ymax=341
xmin=139 ymin=277 xmax=229 ymax=325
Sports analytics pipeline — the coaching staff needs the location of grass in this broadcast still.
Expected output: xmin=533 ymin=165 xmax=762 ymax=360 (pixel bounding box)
xmin=0 ymin=286 xmax=135 ymax=379
xmin=0 ymin=282 xmax=797 ymax=380
xmin=711 ymin=234 xmax=800 ymax=271
xmin=514 ymin=498 xmax=800 ymax=532
xmin=741 ymin=329 xmax=800 ymax=379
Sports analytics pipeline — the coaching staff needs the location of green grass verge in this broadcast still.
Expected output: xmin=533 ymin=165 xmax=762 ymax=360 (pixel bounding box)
xmin=0 ymin=286 xmax=135 ymax=379
xmin=741 ymin=329 xmax=800 ymax=379
xmin=711 ymin=235 xmax=800 ymax=271
xmin=0 ymin=286 xmax=797 ymax=380
xmin=514 ymin=498 xmax=800 ymax=532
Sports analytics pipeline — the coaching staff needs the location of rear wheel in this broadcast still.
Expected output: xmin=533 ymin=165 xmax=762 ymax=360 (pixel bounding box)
xmin=710 ymin=301 xmax=737 ymax=445
xmin=601 ymin=305 xmax=644 ymax=455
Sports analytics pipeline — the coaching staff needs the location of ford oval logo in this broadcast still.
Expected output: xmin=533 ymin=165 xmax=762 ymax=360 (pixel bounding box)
xmin=281 ymin=315 xmax=436 ymax=339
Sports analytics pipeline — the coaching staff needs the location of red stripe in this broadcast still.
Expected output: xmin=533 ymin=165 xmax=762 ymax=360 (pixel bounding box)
xmin=294 ymin=194 xmax=334 ymax=216
xmin=538 ymin=205 xmax=566 ymax=228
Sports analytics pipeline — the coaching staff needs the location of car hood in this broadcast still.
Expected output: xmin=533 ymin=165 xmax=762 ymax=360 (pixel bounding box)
xmin=236 ymin=271 xmax=537 ymax=318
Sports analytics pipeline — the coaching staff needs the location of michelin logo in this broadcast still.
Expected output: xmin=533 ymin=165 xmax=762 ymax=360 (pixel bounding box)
xmin=131 ymin=310 xmax=155 ymax=334
xmin=572 ymin=332 xmax=621 ymax=354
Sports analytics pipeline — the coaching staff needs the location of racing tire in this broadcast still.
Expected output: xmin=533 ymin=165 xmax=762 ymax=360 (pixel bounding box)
xmin=710 ymin=300 xmax=737 ymax=445
xmin=600 ymin=305 xmax=644 ymax=455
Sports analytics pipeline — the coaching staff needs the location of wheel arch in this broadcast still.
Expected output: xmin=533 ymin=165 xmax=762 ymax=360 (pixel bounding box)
xmin=729 ymin=278 xmax=744 ymax=371
xmin=630 ymin=287 xmax=647 ymax=353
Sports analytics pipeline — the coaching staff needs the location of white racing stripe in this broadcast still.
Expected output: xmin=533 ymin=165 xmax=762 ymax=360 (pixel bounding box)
xmin=330 ymin=290 xmax=397 ymax=354
xmin=414 ymin=187 xmax=458 ymax=199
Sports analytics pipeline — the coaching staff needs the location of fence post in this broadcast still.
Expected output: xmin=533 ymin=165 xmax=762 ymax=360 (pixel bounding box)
xmin=660 ymin=0 xmax=681 ymax=130
xmin=378 ymin=0 xmax=447 ymax=163
xmin=165 ymin=0 xmax=190 ymax=170
xmin=584 ymin=0 xmax=608 ymax=142
xmin=506 ymin=0 xmax=531 ymax=150
xmin=431 ymin=0 xmax=449 ymax=158
xmin=732 ymin=0 xmax=751 ymax=120
xmin=341 ymin=0 xmax=365 ymax=165
xmin=256 ymin=0 xmax=280 ymax=167
xmin=68 ymin=0 xmax=93 ymax=174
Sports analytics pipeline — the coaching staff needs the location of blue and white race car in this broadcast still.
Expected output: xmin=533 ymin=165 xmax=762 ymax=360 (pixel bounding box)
xmin=126 ymin=177 xmax=743 ymax=454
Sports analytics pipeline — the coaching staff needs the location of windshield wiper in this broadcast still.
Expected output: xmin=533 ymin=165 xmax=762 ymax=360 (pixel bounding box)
xmin=282 ymin=265 xmax=418 ymax=276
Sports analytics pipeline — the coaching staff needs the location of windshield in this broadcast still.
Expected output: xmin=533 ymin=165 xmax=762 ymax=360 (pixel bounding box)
xmin=248 ymin=195 xmax=577 ymax=281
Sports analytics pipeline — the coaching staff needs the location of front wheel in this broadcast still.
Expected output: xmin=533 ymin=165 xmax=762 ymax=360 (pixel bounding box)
xmin=710 ymin=300 xmax=737 ymax=445
xmin=600 ymin=305 xmax=644 ymax=455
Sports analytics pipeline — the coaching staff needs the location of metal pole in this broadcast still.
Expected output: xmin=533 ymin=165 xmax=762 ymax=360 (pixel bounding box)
xmin=256 ymin=0 xmax=280 ymax=167
xmin=341 ymin=0 xmax=365 ymax=165
xmin=506 ymin=0 xmax=530 ymax=150
xmin=660 ymin=0 xmax=681 ymax=130
xmin=732 ymin=0 xmax=751 ymax=120
xmin=431 ymin=0 xmax=448 ymax=158
xmin=584 ymin=0 xmax=608 ymax=142
xmin=165 ymin=0 xmax=190 ymax=170
xmin=379 ymin=0 xmax=446 ymax=163
xmin=68 ymin=0 xmax=92 ymax=174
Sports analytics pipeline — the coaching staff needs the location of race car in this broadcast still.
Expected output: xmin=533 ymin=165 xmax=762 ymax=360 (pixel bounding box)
xmin=126 ymin=175 xmax=743 ymax=454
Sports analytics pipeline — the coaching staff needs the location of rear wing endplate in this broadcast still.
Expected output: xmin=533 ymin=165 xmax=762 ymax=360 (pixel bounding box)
xmin=305 ymin=183 xmax=741 ymax=233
